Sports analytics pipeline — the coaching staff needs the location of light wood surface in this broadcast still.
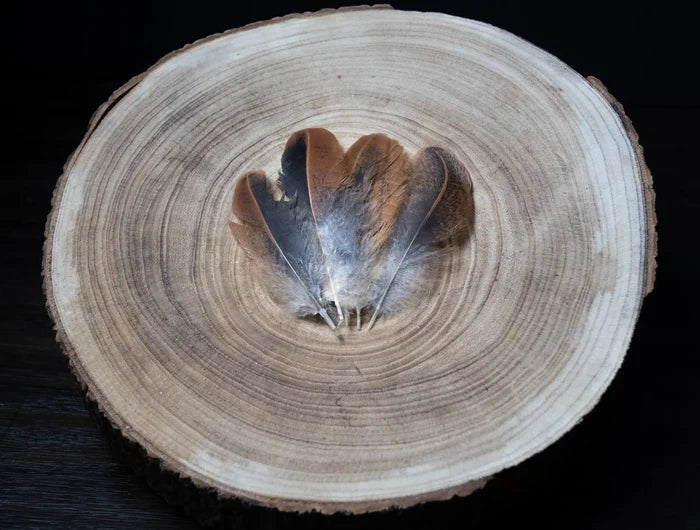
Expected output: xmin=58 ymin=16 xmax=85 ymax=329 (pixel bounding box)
xmin=44 ymin=6 xmax=655 ymax=513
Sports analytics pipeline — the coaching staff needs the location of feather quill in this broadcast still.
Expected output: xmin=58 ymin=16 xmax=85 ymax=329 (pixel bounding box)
xmin=228 ymin=171 xmax=336 ymax=329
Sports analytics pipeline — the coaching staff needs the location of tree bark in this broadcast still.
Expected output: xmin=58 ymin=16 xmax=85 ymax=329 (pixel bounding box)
xmin=43 ymin=6 xmax=655 ymax=515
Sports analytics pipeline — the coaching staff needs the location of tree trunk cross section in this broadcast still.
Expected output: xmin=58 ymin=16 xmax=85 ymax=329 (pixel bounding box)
xmin=43 ymin=6 xmax=655 ymax=514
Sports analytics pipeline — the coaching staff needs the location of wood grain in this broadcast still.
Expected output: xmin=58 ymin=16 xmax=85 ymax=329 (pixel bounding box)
xmin=43 ymin=6 xmax=655 ymax=514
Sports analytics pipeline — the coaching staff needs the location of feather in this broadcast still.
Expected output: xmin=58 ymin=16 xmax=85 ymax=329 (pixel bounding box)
xmin=313 ymin=134 xmax=409 ymax=325
xmin=229 ymin=171 xmax=336 ymax=329
xmin=366 ymin=147 xmax=473 ymax=329
xmin=279 ymin=128 xmax=347 ymax=320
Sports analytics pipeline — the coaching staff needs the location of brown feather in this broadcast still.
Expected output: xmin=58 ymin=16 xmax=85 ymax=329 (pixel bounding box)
xmin=280 ymin=128 xmax=347 ymax=319
xmin=366 ymin=147 xmax=473 ymax=329
xmin=229 ymin=171 xmax=336 ymax=328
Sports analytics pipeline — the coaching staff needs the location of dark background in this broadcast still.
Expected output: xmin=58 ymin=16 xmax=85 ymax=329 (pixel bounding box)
xmin=2 ymin=1 xmax=698 ymax=528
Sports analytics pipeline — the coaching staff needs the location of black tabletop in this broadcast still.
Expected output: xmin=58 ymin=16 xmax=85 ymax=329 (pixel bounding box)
xmin=2 ymin=1 xmax=698 ymax=528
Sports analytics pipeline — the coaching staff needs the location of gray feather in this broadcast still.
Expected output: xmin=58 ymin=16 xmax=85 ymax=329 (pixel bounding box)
xmin=246 ymin=174 xmax=335 ymax=327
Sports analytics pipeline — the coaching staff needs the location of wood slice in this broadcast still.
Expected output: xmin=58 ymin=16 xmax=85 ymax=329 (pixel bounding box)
xmin=43 ymin=6 xmax=656 ymax=514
